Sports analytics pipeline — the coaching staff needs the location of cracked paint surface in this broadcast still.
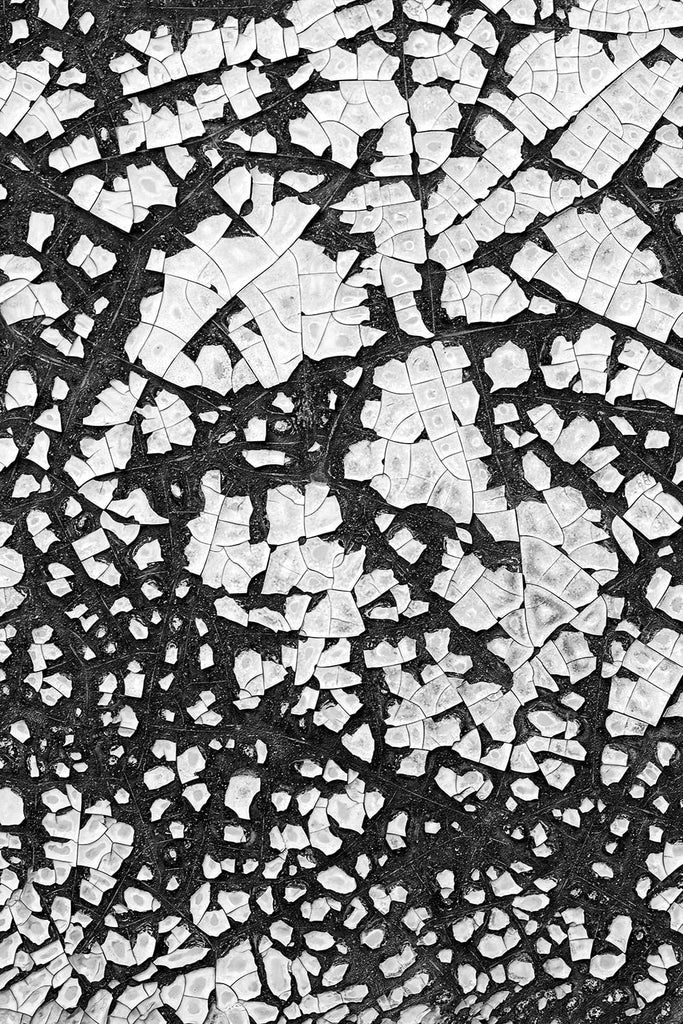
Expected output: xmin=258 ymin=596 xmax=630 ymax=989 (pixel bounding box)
xmin=1 ymin=0 xmax=683 ymax=1021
